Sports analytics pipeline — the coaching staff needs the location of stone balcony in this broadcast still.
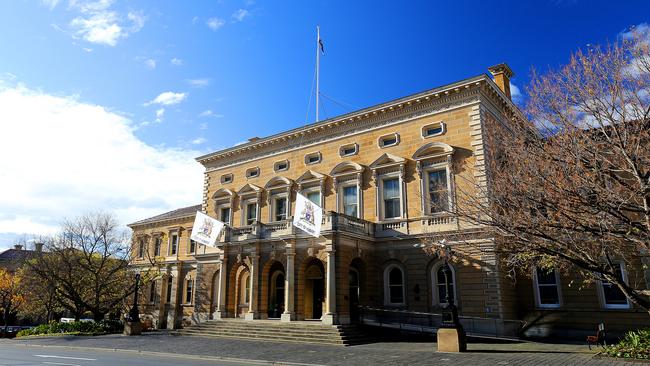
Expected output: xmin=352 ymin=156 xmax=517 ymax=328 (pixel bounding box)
xmin=217 ymin=211 xmax=458 ymax=244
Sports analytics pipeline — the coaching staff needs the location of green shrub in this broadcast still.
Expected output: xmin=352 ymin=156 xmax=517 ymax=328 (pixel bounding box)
xmin=16 ymin=320 xmax=123 ymax=337
xmin=603 ymin=328 xmax=650 ymax=359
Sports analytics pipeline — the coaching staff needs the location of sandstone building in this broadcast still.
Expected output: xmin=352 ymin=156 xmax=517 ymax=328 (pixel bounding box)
xmin=128 ymin=64 xmax=650 ymax=338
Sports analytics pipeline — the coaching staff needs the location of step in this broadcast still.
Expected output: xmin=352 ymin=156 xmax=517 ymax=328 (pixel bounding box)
xmin=179 ymin=331 xmax=348 ymax=346
xmin=179 ymin=329 xmax=366 ymax=342
xmin=191 ymin=325 xmax=344 ymax=335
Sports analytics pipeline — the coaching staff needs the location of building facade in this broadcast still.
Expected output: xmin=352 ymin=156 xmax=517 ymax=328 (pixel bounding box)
xmin=129 ymin=64 xmax=650 ymax=337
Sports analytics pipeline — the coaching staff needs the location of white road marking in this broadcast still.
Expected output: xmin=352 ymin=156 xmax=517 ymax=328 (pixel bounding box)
xmin=42 ymin=362 xmax=82 ymax=366
xmin=34 ymin=355 xmax=97 ymax=361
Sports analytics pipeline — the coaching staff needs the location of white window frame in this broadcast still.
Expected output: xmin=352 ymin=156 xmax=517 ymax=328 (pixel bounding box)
xmin=168 ymin=231 xmax=179 ymax=256
xmin=383 ymin=264 xmax=406 ymax=306
xmin=302 ymin=186 xmax=323 ymax=208
xmin=304 ymin=152 xmax=322 ymax=165
xmin=245 ymin=167 xmax=260 ymax=179
xmin=532 ymin=267 xmax=562 ymax=309
xmin=431 ymin=262 xmax=458 ymax=306
xmin=424 ymin=164 xmax=453 ymax=215
xmin=153 ymin=236 xmax=162 ymax=257
xmin=188 ymin=236 xmax=196 ymax=254
xmin=378 ymin=173 xmax=403 ymax=220
xmin=378 ymin=133 xmax=400 ymax=149
xmin=597 ymin=262 xmax=631 ymax=310
xmin=421 ymin=121 xmax=446 ymax=139
xmin=137 ymin=238 xmax=145 ymax=259
xmin=218 ymin=205 xmax=232 ymax=225
xmin=339 ymin=143 xmax=359 ymax=157
xmin=242 ymin=199 xmax=258 ymax=226
xmin=339 ymin=181 xmax=360 ymax=218
xmin=269 ymin=193 xmax=289 ymax=222
xmin=274 ymin=160 xmax=289 ymax=172
xmin=185 ymin=276 xmax=194 ymax=305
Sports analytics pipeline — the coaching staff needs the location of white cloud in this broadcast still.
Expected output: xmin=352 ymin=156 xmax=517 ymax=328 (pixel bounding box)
xmin=146 ymin=91 xmax=187 ymax=106
xmin=155 ymin=108 xmax=165 ymax=123
xmin=0 ymin=84 xmax=203 ymax=249
xmin=186 ymin=78 xmax=210 ymax=88
xmin=171 ymin=58 xmax=183 ymax=66
xmin=199 ymin=109 xmax=223 ymax=118
xmin=510 ymin=82 xmax=523 ymax=104
xmin=144 ymin=58 xmax=156 ymax=69
xmin=191 ymin=137 xmax=206 ymax=145
xmin=232 ymin=9 xmax=250 ymax=22
xmin=41 ymin=0 xmax=60 ymax=10
xmin=207 ymin=17 xmax=225 ymax=31
xmin=68 ymin=1 xmax=146 ymax=46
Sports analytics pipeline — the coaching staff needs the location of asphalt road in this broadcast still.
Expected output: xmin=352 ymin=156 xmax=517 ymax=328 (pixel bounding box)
xmin=0 ymin=344 xmax=275 ymax=366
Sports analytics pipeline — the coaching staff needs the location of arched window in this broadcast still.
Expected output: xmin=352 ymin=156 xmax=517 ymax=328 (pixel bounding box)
xmin=383 ymin=264 xmax=405 ymax=305
xmin=165 ymin=276 xmax=173 ymax=304
xmin=241 ymin=271 xmax=251 ymax=305
xmin=432 ymin=262 xmax=456 ymax=306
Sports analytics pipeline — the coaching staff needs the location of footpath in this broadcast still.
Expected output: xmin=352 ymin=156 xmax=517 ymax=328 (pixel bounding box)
xmin=3 ymin=332 xmax=641 ymax=366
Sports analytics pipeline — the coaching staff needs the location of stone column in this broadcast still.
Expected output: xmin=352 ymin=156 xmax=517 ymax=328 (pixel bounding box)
xmin=214 ymin=255 xmax=228 ymax=319
xmin=281 ymin=244 xmax=296 ymax=322
xmin=166 ymin=266 xmax=181 ymax=329
xmin=321 ymin=248 xmax=338 ymax=325
xmin=245 ymin=251 xmax=260 ymax=320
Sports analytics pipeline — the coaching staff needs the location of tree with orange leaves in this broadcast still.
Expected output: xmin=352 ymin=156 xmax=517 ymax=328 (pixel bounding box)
xmin=0 ymin=268 xmax=24 ymax=333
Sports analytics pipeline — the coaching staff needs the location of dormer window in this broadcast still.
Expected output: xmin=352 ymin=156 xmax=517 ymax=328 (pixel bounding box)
xmin=422 ymin=122 xmax=446 ymax=138
xmin=305 ymin=152 xmax=322 ymax=165
xmin=378 ymin=133 xmax=400 ymax=148
xmin=274 ymin=160 xmax=289 ymax=172
xmin=339 ymin=143 xmax=358 ymax=157
xmin=245 ymin=167 xmax=260 ymax=179
xmin=220 ymin=174 xmax=233 ymax=184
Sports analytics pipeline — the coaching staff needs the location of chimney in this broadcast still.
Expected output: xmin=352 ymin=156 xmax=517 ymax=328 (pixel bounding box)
xmin=248 ymin=137 xmax=260 ymax=142
xmin=13 ymin=244 xmax=23 ymax=250
xmin=488 ymin=63 xmax=514 ymax=100
xmin=35 ymin=242 xmax=44 ymax=253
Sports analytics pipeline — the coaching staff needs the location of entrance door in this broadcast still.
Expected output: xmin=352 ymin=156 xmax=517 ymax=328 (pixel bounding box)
xmin=305 ymin=263 xmax=324 ymax=319
xmin=268 ymin=271 xmax=285 ymax=318
xmin=312 ymin=278 xmax=324 ymax=319
xmin=349 ymin=269 xmax=360 ymax=322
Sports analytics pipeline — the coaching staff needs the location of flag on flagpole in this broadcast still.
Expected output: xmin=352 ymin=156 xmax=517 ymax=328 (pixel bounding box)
xmin=293 ymin=192 xmax=323 ymax=238
xmin=319 ymin=38 xmax=325 ymax=55
xmin=190 ymin=211 xmax=225 ymax=247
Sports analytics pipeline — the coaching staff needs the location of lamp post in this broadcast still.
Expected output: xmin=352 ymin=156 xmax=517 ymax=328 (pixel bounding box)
xmin=439 ymin=243 xmax=461 ymax=329
xmin=124 ymin=272 xmax=142 ymax=336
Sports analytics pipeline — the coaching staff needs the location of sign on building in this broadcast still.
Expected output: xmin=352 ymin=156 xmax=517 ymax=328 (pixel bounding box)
xmin=190 ymin=211 xmax=225 ymax=247
xmin=293 ymin=192 xmax=323 ymax=238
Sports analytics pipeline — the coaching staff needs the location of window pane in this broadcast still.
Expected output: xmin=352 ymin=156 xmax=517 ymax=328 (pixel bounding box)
xmin=538 ymin=286 xmax=559 ymax=305
xmin=383 ymin=179 xmax=400 ymax=219
xmin=436 ymin=267 xmax=455 ymax=304
xmin=390 ymin=285 xmax=403 ymax=303
xmin=220 ymin=207 xmax=230 ymax=223
xmin=275 ymin=198 xmax=287 ymax=221
xmin=307 ymin=192 xmax=320 ymax=205
xmin=343 ymin=186 xmax=358 ymax=217
xmin=389 ymin=268 xmax=402 ymax=285
xmin=189 ymin=240 xmax=196 ymax=253
xmin=428 ymin=170 xmax=448 ymax=213
xmin=186 ymin=280 xmax=193 ymax=303
xmin=536 ymin=268 xmax=557 ymax=285
xmin=602 ymin=265 xmax=628 ymax=306
xmin=383 ymin=179 xmax=399 ymax=199
xmin=166 ymin=279 xmax=172 ymax=303
xmin=246 ymin=203 xmax=257 ymax=225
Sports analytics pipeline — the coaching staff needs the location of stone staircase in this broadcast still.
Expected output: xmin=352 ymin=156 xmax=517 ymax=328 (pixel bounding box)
xmin=177 ymin=319 xmax=371 ymax=346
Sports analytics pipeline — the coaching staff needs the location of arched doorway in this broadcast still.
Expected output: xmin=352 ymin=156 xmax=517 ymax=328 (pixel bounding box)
xmin=349 ymin=268 xmax=360 ymax=323
xmin=236 ymin=267 xmax=251 ymax=317
xmin=210 ymin=270 xmax=220 ymax=317
xmin=304 ymin=260 xmax=325 ymax=320
xmin=267 ymin=262 xmax=285 ymax=319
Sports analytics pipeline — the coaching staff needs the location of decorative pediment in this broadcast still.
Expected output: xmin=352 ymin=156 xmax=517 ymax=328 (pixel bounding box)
xmin=412 ymin=142 xmax=454 ymax=161
xmin=330 ymin=161 xmax=364 ymax=177
xmin=296 ymin=170 xmax=325 ymax=186
xmin=369 ymin=153 xmax=406 ymax=171
xmin=264 ymin=176 xmax=293 ymax=190
xmin=237 ymin=183 xmax=262 ymax=197
xmin=212 ymin=188 xmax=235 ymax=200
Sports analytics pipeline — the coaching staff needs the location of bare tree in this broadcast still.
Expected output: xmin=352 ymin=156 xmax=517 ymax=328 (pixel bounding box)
xmin=27 ymin=212 xmax=157 ymax=321
xmin=448 ymin=29 xmax=650 ymax=312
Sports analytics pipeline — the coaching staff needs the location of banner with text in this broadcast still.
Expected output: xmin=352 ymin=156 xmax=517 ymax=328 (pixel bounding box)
xmin=190 ymin=211 xmax=225 ymax=247
xmin=293 ymin=192 xmax=323 ymax=238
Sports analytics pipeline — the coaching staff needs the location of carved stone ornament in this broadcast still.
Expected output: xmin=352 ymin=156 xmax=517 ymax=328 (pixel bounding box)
xmin=236 ymin=253 xmax=242 ymax=264
xmin=307 ymin=247 xmax=316 ymax=257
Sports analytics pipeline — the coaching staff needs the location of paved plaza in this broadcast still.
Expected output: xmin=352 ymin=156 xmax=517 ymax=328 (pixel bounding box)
xmin=2 ymin=332 xmax=643 ymax=366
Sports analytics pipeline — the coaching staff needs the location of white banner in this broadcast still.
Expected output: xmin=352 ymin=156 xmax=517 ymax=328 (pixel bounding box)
xmin=190 ymin=211 xmax=225 ymax=248
xmin=293 ymin=193 xmax=323 ymax=238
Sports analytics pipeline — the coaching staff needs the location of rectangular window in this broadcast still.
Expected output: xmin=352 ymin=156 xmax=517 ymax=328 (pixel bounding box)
xmin=601 ymin=263 xmax=629 ymax=308
xmin=535 ymin=268 xmax=560 ymax=307
xmin=154 ymin=237 xmax=161 ymax=256
xmin=189 ymin=239 xmax=196 ymax=254
xmin=382 ymin=178 xmax=401 ymax=219
xmin=422 ymin=122 xmax=445 ymax=138
xmin=137 ymin=240 xmax=144 ymax=258
xmin=379 ymin=134 xmax=400 ymax=148
xmin=428 ymin=170 xmax=449 ymax=213
xmin=170 ymin=234 xmax=178 ymax=255
xmin=185 ymin=279 xmax=193 ymax=304
xmin=306 ymin=191 xmax=321 ymax=206
xmin=339 ymin=143 xmax=358 ymax=157
xmin=342 ymin=186 xmax=358 ymax=217
xmin=246 ymin=203 xmax=257 ymax=225
xmin=274 ymin=197 xmax=287 ymax=221
xmin=305 ymin=152 xmax=321 ymax=165
xmin=220 ymin=207 xmax=231 ymax=223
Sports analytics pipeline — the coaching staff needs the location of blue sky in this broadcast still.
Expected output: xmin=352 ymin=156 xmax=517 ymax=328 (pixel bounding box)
xmin=0 ymin=0 xmax=648 ymax=249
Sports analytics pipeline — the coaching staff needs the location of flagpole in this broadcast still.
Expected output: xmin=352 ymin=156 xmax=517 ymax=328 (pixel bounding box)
xmin=316 ymin=25 xmax=320 ymax=123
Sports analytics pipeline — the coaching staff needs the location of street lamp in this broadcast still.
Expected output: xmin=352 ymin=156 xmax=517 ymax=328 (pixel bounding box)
xmin=124 ymin=272 xmax=142 ymax=336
